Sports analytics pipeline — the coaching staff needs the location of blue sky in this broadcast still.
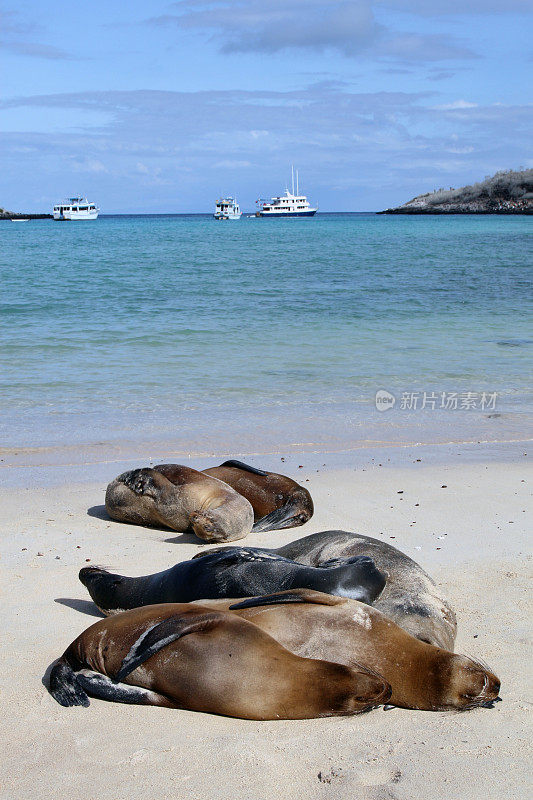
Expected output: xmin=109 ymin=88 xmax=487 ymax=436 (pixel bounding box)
xmin=1 ymin=1 xmax=532 ymax=212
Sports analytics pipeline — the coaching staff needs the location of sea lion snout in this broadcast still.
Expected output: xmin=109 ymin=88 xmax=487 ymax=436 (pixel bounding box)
xmin=446 ymin=656 xmax=501 ymax=711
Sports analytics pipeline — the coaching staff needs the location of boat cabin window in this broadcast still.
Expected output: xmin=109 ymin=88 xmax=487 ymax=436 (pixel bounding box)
xmin=80 ymin=206 xmax=88 ymax=211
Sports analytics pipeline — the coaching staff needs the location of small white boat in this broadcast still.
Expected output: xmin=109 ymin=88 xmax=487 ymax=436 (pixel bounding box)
xmin=214 ymin=197 xmax=241 ymax=220
xmin=256 ymin=168 xmax=317 ymax=218
xmin=11 ymin=218 xmax=30 ymax=222
xmin=53 ymin=197 xmax=99 ymax=220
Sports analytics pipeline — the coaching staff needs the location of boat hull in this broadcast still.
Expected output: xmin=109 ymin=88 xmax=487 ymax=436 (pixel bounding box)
xmin=53 ymin=212 xmax=99 ymax=221
xmin=256 ymin=209 xmax=317 ymax=218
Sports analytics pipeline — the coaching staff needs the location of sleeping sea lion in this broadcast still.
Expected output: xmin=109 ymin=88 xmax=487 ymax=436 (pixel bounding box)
xmin=79 ymin=548 xmax=387 ymax=615
xmin=105 ymin=464 xmax=254 ymax=543
xmin=196 ymin=589 xmax=501 ymax=713
xmin=202 ymin=460 xmax=314 ymax=531
xmin=47 ymin=603 xmax=392 ymax=719
xmin=201 ymin=531 xmax=456 ymax=649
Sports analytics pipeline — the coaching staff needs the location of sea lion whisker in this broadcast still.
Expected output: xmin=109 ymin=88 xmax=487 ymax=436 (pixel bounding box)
xmin=464 ymin=652 xmax=494 ymax=675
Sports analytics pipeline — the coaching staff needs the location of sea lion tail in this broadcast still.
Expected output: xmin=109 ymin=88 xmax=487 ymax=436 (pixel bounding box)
xmin=115 ymin=612 xmax=224 ymax=682
xmin=48 ymin=659 xmax=90 ymax=707
xmin=220 ymin=459 xmax=269 ymax=476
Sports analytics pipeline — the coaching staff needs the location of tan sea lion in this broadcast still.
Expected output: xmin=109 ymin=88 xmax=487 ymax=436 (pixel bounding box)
xmin=202 ymin=460 xmax=314 ymax=531
xmin=105 ymin=464 xmax=254 ymax=542
xmin=47 ymin=603 xmax=392 ymax=719
xmin=195 ymin=589 xmax=501 ymax=712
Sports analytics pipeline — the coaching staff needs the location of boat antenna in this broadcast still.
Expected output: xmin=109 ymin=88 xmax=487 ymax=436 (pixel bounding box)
xmin=291 ymin=165 xmax=294 ymax=195
xmin=296 ymin=169 xmax=299 ymax=196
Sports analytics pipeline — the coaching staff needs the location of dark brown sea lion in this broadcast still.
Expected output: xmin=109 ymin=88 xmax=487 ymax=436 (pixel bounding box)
xmin=195 ymin=589 xmax=501 ymax=713
xmin=202 ymin=460 xmax=314 ymax=531
xmin=202 ymin=531 xmax=456 ymax=649
xmin=105 ymin=464 xmax=254 ymax=542
xmin=78 ymin=548 xmax=386 ymax=614
xmin=47 ymin=603 xmax=392 ymax=719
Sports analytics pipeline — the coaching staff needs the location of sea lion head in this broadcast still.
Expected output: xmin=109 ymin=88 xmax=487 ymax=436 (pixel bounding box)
xmin=432 ymin=653 xmax=501 ymax=711
xmin=190 ymin=495 xmax=254 ymax=543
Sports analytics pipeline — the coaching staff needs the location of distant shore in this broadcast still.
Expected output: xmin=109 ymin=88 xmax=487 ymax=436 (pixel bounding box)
xmin=381 ymin=168 xmax=532 ymax=215
xmin=0 ymin=213 xmax=52 ymax=220
xmin=380 ymin=207 xmax=532 ymax=215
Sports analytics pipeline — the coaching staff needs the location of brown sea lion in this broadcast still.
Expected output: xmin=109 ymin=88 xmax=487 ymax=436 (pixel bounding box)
xmin=105 ymin=464 xmax=254 ymax=542
xmin=47 ymin=603 xmax=392 ymax=719
xmin=195 ymin=589 xmax=501 ymax=713
xmin=202 ymin=460 xmax=314 ymax=531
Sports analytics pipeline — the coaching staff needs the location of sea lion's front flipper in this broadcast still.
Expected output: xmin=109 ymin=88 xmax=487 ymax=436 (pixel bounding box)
xmin=192 ymin=546 xmax=232 ymax=559
xmin=192 ymin=547 xmax=290 ymax=568
xmin=229 ymin=588 xmax=347 ymax=610
xmin=115 ymin=612 xmax=222 ymax=682
xmin=119 ymin=468 xmax=165 ymax=498
xmin=252 ymin=502 xmax=307 ymax=532
xmin=220 ymin=459 xmax=269 ymax=476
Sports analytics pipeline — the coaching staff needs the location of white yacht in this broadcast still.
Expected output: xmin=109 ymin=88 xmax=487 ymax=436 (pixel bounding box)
xmin=53 ymin=198 xmax=99 ymax=220
xmin=256 ymin=168 xmax=317 ymax=218
xmin=214 ymin=197 xmax=241 ymax=220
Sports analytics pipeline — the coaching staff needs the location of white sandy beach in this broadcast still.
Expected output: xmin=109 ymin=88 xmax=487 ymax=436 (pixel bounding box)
xmin=1 ymin=442 xmax=531 ymax=800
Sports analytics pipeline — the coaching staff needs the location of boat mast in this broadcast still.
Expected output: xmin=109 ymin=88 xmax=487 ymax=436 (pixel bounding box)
xmin=296 ymin=169 xmax=299 ymax=196
xmin=291 ymin=165 xmax=294 ymax=195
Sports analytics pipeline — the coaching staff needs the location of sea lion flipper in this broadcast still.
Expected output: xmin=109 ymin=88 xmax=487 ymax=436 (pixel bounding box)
xmin=49 ymin=660 xmax=90 ymax=707
xmin=220 ymin=459 xmax=269 ymax=476
xmin=192 ymin=546 xmax=229 ymax=559
xmin=75 ymin=671 xmax=174 ymax=707
xmin=119 ymin=468 xmax=163 ymax=498
xmin=115 ymin=612 xmax=222 ymax=682
xmin=229 ymin=588 xmax=347 ymax=610
xmin=194 ymin=548 xmax=290 ymax=568
xmin=252 ymin=502 xmax=306 ymax=532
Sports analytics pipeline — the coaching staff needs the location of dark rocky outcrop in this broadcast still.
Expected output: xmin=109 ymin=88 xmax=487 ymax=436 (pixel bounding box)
xmin=0 ymin=210 xmax=53 ymax=220
xmin=381 ymin=168 xmax=533 ymax=214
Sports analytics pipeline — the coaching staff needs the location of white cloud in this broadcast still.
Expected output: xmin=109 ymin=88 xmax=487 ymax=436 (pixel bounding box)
xmin=431 ymin=100 xmax=478 ymax=110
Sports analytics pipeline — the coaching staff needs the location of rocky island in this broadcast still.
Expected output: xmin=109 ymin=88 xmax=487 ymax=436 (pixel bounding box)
xmin=0 ymin=206 xmax=52 ymax=220
xmin=382 ymin=168 xmax=533 ymax=214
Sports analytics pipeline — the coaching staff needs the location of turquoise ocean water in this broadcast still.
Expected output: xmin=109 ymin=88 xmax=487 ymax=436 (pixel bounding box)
xmin=1 ymin=213 xmax=532 ymax=455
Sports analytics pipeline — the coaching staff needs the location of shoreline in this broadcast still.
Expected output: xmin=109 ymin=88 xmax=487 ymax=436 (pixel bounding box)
xmin=1 ymin=435 xmax=531 ymax=490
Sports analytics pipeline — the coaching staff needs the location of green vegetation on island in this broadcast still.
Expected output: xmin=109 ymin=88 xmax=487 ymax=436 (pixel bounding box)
xmin=382 ymin=168 xmax=533 ymax=214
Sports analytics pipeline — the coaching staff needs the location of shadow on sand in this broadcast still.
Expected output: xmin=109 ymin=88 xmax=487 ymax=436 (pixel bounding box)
xmin=55 ymin=597 xmax=105 ymax=618
xmin=87 ymin=505 xmax=110 ymax=521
